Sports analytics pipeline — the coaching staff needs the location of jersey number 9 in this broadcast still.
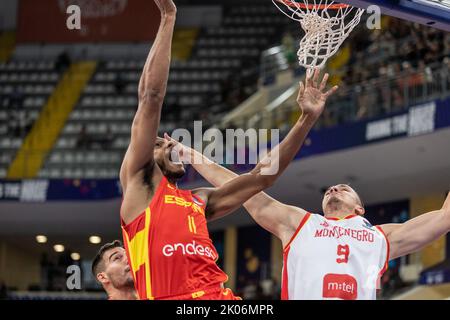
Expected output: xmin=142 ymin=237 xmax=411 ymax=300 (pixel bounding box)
xmin=336 ymin=244 xmax=350 ymax=264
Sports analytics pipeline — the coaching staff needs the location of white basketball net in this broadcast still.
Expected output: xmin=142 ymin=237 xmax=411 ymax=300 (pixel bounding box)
xmin=273 ymin=0 xmax=364 ymax=69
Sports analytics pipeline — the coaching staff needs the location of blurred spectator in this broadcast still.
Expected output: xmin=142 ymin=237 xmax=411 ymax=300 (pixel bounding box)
xmin=254 ymin=283 xmax=271 ymax=300
xmin=380 ymin=264 xmax=406 ymax=298
xmin=76 ymin=125 xmax=92 ymax=150
xmin=8 ymin=110 xmax=29 ymax=138
xmin=58 ymin=250 xmax=72 ymax=268
xmin=8 ymin=112 xmax=19 ymax=137
xmin=259 ymin=278 xmax=280 ymax=300
xmin=220 ymin=74 xmax=233 ymax=103
xmin=9 ymin=86 xmax=24 ymax=111
xmin=236 ymin=278 xmax=281 ymax=300
xmin=77 ymin=125 xmax=115 ymax=150
xmin=55 ymin=51 xmax=71 ymax=73
xmin=114 ymin=72 xmax=127 ymax=94
xmin=40 ymin=253 xmax=50 ymax=291
xmin=170 ymin=100 xmax=181 ymax=122
xmin=98 ymin=126 xmax=115 ymax=150
xmin=443 ymin=57 xmax=450 ymax=91
xmin=52 ymin=249 xmax=74 ymax=291
xmin=281 ymin=31 xmax=296 ymax=68
xmin=298 ymin=16 xmax=450 ymax=129
xmin=380 ymin=84 xmax=392 ymax=113
xmin=24 ymin=114 xmax=34 ymax=136
xmin=241 ymin=280 xmax=257 ymax=300
xmin=0 ymin=280 xmax=8 ymax=300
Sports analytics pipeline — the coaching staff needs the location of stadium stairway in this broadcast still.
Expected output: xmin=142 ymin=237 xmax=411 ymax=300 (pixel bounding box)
xmin=7 ymin=61 xmax=97 ymax=178
xmin=0 ymin=31 xmax=16 ymax=62
xmin=172 ymin=28 xmax=199 ymax=61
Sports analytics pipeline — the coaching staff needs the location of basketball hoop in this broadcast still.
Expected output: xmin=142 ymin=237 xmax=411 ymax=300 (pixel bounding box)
xmin=273 ymin=0 xmax=364 ymax=69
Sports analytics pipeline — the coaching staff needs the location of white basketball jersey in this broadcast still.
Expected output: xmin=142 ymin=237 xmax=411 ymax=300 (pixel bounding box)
xmin=282 ymin=213 xmax=389 ymax=300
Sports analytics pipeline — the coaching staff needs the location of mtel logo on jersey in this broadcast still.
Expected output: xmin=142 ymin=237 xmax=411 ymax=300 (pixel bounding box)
xmin=323 ymin=274 xmax=357 ymax=300
xmin=162 ymin=241 xmax=217 ymax=260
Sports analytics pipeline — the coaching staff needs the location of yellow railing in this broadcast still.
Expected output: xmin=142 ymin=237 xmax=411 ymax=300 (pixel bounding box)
xmin=172 ymin=28 xmax=199 ymax=61
xmin=227 ymin=61 xmax=449 ymax=132
xmin=0 ymin=31 xmax=16 ymax=62
xmin=7 ymin=61 xmax=97 ymax=178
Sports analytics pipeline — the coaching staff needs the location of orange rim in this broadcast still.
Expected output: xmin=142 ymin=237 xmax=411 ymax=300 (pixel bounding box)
xmin=277 ymin=0 xmax=350 ymax=9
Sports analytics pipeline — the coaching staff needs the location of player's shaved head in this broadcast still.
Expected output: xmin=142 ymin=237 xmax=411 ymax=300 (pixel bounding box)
xmin=324 ymin=184 xmax=363 ymax=206
xmin=322 ymin=184 xmax=365 ymax=216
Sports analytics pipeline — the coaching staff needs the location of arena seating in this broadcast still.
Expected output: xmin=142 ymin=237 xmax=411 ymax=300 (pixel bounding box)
xmin=0 ymin=61 xmax=62 ymax=178
xmin=38 ymin=3 xmax=288 ymax=179
xmin=256 ymin=17 xmax=450 ymax=132
xmin=6 ymin=5 xmax=449 ymax=180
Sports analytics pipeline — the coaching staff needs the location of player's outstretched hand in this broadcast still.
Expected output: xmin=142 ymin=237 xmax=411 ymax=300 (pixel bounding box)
xmin=164 ymin=133 xmax=193 ymax=164
xmin=154 ymin=0 xmax=177 ymax=17
xmin=297 ymin=68 xmax=338 ymax=119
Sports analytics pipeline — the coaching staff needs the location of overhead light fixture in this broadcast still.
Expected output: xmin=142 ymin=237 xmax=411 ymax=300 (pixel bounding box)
xmin=89 ymin=236 xmax=101 ymax=244
xmin=36 ymin=235 xmax=47 ymax=243
xmin=71 ymin=252 xmax=81 ymax=261
xmin=53 ymin=244 xmax=65 ymax=252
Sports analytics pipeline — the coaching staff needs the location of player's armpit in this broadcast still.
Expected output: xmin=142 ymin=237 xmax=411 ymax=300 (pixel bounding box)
xmin=120 ymin=160 xmax=163 ymax=225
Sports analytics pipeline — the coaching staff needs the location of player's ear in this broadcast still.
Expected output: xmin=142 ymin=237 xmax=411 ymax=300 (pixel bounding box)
xmin=97 ymin=272 xmax=109 ymax=284
xmin=355 ymin=205 xmax=365 ymax=216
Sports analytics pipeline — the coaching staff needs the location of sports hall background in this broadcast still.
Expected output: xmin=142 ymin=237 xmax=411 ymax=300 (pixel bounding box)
xmin=0 ymin=0 xmax=449 ymax=300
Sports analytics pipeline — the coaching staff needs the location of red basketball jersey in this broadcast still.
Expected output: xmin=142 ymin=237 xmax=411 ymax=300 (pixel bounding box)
xmin=121 ymin=176 xmax=231 ymax=300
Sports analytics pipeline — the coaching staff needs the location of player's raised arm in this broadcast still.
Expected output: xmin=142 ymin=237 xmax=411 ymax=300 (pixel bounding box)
xmin=169 ymin=136 xmax=307 ymax=247
xmin=197 ymin=69 xmax=337 ymax=221
xmin=120 ymin=0 xmax=176 ymax=191
xmin=380 ymin=191 xmax=450 ymax=260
